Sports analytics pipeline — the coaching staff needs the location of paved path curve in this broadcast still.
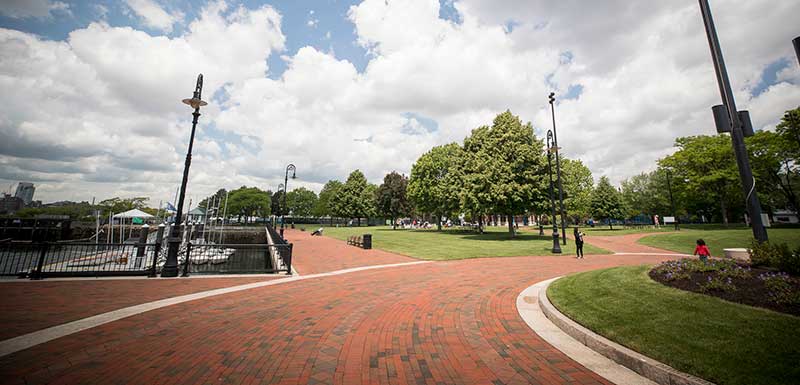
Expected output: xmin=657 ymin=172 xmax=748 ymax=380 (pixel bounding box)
xmin=0 ymin=230 xmax=675 ymax=385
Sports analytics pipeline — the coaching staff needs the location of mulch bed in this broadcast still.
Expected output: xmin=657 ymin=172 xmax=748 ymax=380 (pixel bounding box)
xmin=649 ymin=263 xmax=800 ymax=317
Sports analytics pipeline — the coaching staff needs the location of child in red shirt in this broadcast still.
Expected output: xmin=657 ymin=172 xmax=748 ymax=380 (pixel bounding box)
xmin=694 ymin=239 xmax=710 ymax=263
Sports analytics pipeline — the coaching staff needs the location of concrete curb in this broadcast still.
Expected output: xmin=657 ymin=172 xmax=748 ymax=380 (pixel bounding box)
xmin=538 ymin=279 xmax=716 ymax=385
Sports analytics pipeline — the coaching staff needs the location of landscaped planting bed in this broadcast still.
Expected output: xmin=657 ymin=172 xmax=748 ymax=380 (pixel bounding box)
xmin=649 ymin=258 xmax=800 ymax=316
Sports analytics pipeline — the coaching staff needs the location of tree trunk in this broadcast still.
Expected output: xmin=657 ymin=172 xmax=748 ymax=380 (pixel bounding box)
xmin=720 ymin=199 xmax=729 ymax=227
xmin=392 ymin=216 xmax=396 ymax=230
xmin=436 ymin=214 xmax=441 ymax=231
xmin=478 ymin=216 xmax=484 ymax=234
xmin=609 ymin=219 xmax=613 ymax=230
xmin=357 ymin=217 xmax=361 ymax=227
xmin=507 ymin=215 xmax=515 ymax=237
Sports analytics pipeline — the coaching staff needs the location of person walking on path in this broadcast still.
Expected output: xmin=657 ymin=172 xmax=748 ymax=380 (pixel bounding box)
xmin=694 ymin=239 xmax=711 ymax=263
xmin=574 ymin=227 xmax=585 ymax=259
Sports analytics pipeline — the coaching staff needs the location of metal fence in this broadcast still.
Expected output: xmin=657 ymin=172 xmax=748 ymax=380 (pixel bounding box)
xmin=0 ymin=242 xmax=158 ymax=279
xmin=181 ymin=243 xmax=292 ymax=275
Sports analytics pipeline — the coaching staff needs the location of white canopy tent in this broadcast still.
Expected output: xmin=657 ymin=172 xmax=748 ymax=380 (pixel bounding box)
xmin=110 ymin=209 xmax=154 ymax=243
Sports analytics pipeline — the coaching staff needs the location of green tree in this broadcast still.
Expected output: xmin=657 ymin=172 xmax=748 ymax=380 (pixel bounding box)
xmin=331 ymin=170 xmax=372 ymax=226
xmin=376 ymin=171 xmax=410 ymax=229
xmin=461 ymin=111 xmax=546 ymax=237
xmin=776 ymin=106 xmax=800 ymax=157
xmin=560 ymin=158 xmax=594 ymax=224
xmin=313 ymin=180 xmax=343 ymax=223
xmin=226 ymin=186 xmax=271 ymax=224
xmin=659 ymin=135 xmax=741 ymax=225
xmin=620 ymin=171 xmax=673 ymax=220
xmin=591 ymin=176 xmax=626 ymax=229
xmin=271 ymin=190 xmax=284 ymax=217
xmin=747 ymin=130 xmax=799 ymax=213
xmin=408 ymin=143 xmax=463 ymax=231
xmin=286 ymin=187 xmax=318 ymax=217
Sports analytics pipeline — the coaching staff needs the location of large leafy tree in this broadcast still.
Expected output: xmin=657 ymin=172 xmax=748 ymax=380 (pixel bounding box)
xmin=199 ymin=189 xmax=227 ymax=211
xmin=776 ymin=106 xmax=800 ymax=157
xmin=408 ymin=143 xmax=463 ymax=230
xmin=560 ymin=158 xmax=594 ymax=224
xmin=226 ymin=186 xmax=271 ymax=224
xmin=747 ymin=130 xmax=799 ymax=214
xmin=331 ymin=170 xmax=373 ymax=226
xmin=620 ymin=171 xmax=673 ymax=220
xmin=313 ymin=180 xmax=343 ymax=222
xmin=590 ymin=176 xmax=626 ymax=229
xmin=659 ymin=135 xmax=742 ymax=225
xmin=286 ymin=187 xmax=318 ymax=217
xmin=376 ymin=172 xmax=410 ymax=229
xmin=461 ymin=111 xmax=546 ymax=237
xmin=271 ymin=190 xmax=284 ymax=217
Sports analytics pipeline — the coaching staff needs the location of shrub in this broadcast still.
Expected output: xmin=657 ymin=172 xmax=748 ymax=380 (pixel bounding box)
xmin=749 ymin=240 xmax=800 ymax=275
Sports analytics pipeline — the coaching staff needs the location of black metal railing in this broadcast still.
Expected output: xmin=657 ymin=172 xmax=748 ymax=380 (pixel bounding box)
xmin=0 ymin=242 xmax=158 ymax=279
xmin=181 ymin=243 xmax=292 ymax=275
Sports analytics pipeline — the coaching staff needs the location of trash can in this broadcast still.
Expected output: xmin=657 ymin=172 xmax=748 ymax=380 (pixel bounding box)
xmin=362 ymin=234 xmax=372 ymax=250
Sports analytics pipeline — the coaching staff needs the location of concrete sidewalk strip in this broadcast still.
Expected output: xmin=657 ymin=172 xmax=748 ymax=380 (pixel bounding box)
xmin=0 ymin=260 xmax=429 ymax=358
xmin=516 ymin=278 xmax=658 ymax=385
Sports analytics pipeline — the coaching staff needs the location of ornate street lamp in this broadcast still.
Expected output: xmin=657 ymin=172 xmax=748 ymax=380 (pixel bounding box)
xmin=698 ymin=0 xmax=767 ymax=243
xmin=280 ymin=164 xmax=296 ymax=239
xmin=163 ymin=74 xmax=207 ymax=277
xmin=548 ymin=93 xmax=568 ymax=245
xmin=664 ymin=168 xmax=679 ymax=231
xmin=546 ymin=130 xmax=562 ymax=254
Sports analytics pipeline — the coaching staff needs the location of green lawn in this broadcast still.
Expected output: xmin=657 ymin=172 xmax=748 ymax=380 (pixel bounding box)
xmin=318 ymin=225 xmax=610 ymax=260
xmin=580 ymin=225 xmax=676 ymax=236
xmin=638 ymin=228 xmax=800 ymax=256
xmin=548 ymin=265 xmax=800 ymax=385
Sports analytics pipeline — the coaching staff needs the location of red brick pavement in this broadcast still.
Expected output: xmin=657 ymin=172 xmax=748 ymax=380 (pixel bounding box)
xmin=286 ymin=229 xmax=415 ymax=275
xmin=0 ymin=253 xmax=674 ymax=385
xmin=0 ymin=276 xmax=280 ymax=340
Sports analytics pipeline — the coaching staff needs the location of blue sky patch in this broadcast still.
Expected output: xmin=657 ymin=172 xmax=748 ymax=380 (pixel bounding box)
xmin=751 ymin=57 xmax=791 ymax=97
xmin=401 ymin=112 xmax=439 ymax=135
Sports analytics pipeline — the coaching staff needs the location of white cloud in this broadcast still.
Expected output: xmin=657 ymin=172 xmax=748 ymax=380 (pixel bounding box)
xmin=1 ymin=0 xmax=798 ymax=206
xmin=0 ymin=0 xmax=69 ymax=19
xmin=124 ymin=0 xmax=183 ymax=33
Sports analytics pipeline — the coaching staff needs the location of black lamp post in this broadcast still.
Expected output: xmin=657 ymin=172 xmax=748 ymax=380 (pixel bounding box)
xmin=549 ymin=93 xmax=568 ymax=245
xmin=275 ymin=183 xmax=284 ymax=226
xmin=546 ymin=130 xmax=562 ymax=254
xmin=280 ymin=164 xmax=296 ymax=239
xmin=698 ymin=0 xmax=767 ymax=243
xmin=664 ymin=169 xmax=679 ymax=231
xmin=163 ymin=74 xmax=207 ymax=277
xmin=793 ymin=36 xmax=800 ymax=66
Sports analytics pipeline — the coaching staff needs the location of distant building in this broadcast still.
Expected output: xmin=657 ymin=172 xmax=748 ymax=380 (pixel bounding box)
xmin=14 ymin=182 xmax=35 ymax=206
xmin=0 ymin=193 xmax=24 ymax=215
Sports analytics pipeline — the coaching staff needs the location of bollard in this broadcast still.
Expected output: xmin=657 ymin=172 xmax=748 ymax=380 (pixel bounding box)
xmin=149 ymin=224 xmax=165 ymax=277
xmin=134 ymin=224 xmax=149 ymax=269
xmin=31 ymin=242 xmax=49 ymax=280
xmin=286 ymin=243 xmax=293 ymax=275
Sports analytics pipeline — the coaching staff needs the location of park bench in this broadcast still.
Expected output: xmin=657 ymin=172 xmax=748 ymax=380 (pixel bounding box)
xmin=346 ymin=234 xmax=372 ymax=249
xmin=347 ymin=235 xmax=363 ymax=248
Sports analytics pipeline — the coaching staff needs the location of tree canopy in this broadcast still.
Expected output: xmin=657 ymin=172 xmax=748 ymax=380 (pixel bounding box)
xmin=376 ymin=171 xmax=410 ymax=229
xmin=408 ymin=143 xmax=463 ymax=230
xmin=590 ymin=176 xmax=626 ymax=229
xmin=286 ymin=187 xmax=318 ymax=217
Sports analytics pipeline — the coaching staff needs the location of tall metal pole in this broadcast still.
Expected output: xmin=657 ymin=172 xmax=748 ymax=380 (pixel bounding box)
xmin=793 ymin=36 xmax=800 ymax=66
xmin=665 ymin=169 xmax=678 ymax=230
xmin=549 ymin=93 xmax=567 ymax=245
xmin=280 ymin=164 xmax=296 ymax=239
xmin=698 ymin=0 xmax=767 ymax=242
xmin=546 ymin=130 xmax=562 ymax=254
xmin=163 ymin=74 xmax=207 ymax=277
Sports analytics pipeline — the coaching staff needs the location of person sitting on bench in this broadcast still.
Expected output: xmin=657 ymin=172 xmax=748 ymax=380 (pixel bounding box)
xmin=311 ymin=227 xmax=323 ymax=236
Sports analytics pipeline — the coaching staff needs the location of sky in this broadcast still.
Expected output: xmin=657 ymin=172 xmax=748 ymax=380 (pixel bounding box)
xmin=0 ymin=0 xmax=798 ymax=207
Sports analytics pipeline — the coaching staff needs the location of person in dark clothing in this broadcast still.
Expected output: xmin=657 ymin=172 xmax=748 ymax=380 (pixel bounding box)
xmin=574 ymin=227 xmax=585 ymax=259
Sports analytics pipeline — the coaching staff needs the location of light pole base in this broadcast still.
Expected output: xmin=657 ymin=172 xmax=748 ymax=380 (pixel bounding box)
xmin=161 ymin=266 xmax=179 ymax=277
xmin=552 ymin=232 xmax=562 ymax=254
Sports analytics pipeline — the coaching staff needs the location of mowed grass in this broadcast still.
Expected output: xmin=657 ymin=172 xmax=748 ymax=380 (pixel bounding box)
xmin=581 ymin=225 xmax=676 ymax=236
xmin=548 ymin=265 xmax=800 ymax=385
xmin=637 ymin=228 xmax=800 ymax=256
xmin=320 ymin=225 xmax=610 ymax=260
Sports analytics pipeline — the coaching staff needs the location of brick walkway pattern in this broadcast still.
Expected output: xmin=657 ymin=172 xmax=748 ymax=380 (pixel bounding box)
xmin=0 ymin=276 xmax=279 ymax=340
xmin=287 ymin=229 xmax=415 ymax=275
xmin=0 ymin=231 xmax=678 ymax=385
